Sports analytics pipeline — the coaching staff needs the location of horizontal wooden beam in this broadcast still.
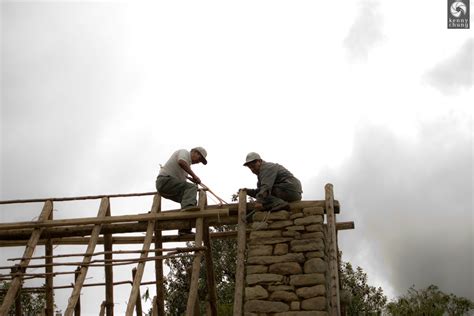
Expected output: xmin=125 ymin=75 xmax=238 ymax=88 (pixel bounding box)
xmin=0 ymin=208 xmax=229 ymax=231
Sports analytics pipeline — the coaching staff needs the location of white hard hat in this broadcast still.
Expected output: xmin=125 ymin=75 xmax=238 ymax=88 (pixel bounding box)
xmin=243 ymin=152 xmax=261 ymax=166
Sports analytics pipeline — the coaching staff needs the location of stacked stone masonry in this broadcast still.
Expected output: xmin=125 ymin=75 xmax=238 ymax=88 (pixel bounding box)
xmin=244 ymin=207 xmax=329 ymax=316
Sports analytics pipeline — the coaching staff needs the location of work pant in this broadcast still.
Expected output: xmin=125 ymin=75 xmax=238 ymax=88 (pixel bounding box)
xmin=155 ymin=175 xmax=197 ymax=209
xmin=259 ymin=182 xmax=302 ymax=210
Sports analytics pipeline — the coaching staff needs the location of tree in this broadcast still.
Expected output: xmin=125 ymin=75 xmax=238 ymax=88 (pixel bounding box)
xmin=340 ymin=261 xmax=387 ymax=315
xmin=164 ymin=224 xmax=237 ymax=315
xmin=386 ymin=284 xmax=474 ymax=316
xmin=0 ymin=281 xmax=48 ymax=315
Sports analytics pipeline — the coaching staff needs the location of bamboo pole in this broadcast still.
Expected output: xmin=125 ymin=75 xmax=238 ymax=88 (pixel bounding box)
xmin=185 ymin=191 xmax=206 ymax=316
xmin=153 ymin=194 xmax=165 ymax=316
xmin=203 ymin=218 xmax=217 ymax=316
xmin=325 ymin=184 xmax=341 ymax=316
xmin=125 ymin=194 xmax=160 ymax=315
xmin=0 ymin=200 xmax=53 ymax=315
xmin=45 ymin=209 xmax=54 ymax=316
xmin=0 ymin=208 xmax=230 ymax=231
xmin=233 ymin=189 xmax=247 ymax=316
xmin=104 ymin=203 xmax=114 ymax=316
xmin=64 ymin=197 xmax=109 ymax=316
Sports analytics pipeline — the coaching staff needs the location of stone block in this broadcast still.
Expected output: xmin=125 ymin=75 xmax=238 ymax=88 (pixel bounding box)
xmin=268 ymin=220 xmax=294 ymax=229
xmin=289 ymin=273 xmax=325 ymax=286
xmin=246 ymin=273 xmax=284 ymax=285
xmin=302 ymin=207 xmax=324 ymax=216
xmin=270 ymin=291 xmax=298 ymax=302
xmin=251 ymin=222 xmax=269 ymax=230
xmin=294 ymin=215 xmax=323 ymax=226
xmin=290 ymin=212 xmax=304 ymax=220
xmin=306 ymin=224 xmax=324 ymax=232
xmin=247 ymin=253 xmax=306 ymax=265
xmin=301 ymin=232 xmax=324 ymax=239
xmin=254 ymin=211 xmax=290 ymax=221
xmin=247 ymin=265 xmax=268 ymax=274
xmin=290 ymin=301 xmax=300 ymax=310
xmin=282 ymin=231 xmax=300 ymax=237
xmin=245 ymin=300 xmax=290 ymax=313
xmin=248 ymin=245 xmax=274 ymax=257
xmin=268 ymin=285 xmax=295 ymax=292
xmin=269 ymin=262 xmax=302 ymax=275
xmin=286 ymin=226 xmax=306 ymax=231
xmin=246 ymin=285 xmax=269 ymax=300
xmin=304 ymin=258 xmax=327 ymax=273
xmin=305 ymin=251 xmax=324 ymax=259
xmin=290 ymin=239 xmax=324 ymax=252
xmin=250 ymin=231 xmax=282 ymax=239
xmin=249 ymin=237 xmax=293 ymax=245
xmin=296 ymin=285 xmax=326 ymax=298
xmin=301 ymin=297 xmax=327 ymax=311
xmin=274 ymin=243 xmax=289 ymax=255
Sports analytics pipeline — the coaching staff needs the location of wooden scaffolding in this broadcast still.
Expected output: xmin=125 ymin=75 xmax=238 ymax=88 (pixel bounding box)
xmin=0 ymin=185 xmax=353 ymax=316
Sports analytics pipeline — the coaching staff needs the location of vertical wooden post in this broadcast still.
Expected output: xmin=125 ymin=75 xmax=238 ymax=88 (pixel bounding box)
xmin=153 ymin=194 xmax=165 ymax=316
xmin=151 ymin=296 xmax=158 ymax=316
xmin=132 ymin=268 xmax=143 ymax=315
xmin=325 ymin=183 xmax=341 ymax=316
xmin=125 ymin=194 xmax=160 ymax=315
xmin=74 ymin=267 xmax=81 ymax=316
xmin=185 ymin=191 xmax=206 ymax=316
xmin=12 ymin=266 xmax=22 ymax=316
xmin=233 ymin=189 xmax=247 ymax=316
xmin=203 ymin=218 xmax=217 ymax=316
xmin=104 ymin=203 xmax=114 ymax=316
xmin=65 ymin=197 xmax=109 ymax=316
xmin=45 ymin=207 xmax=54 ymax=316
xmin=0 ymin=200 xmax=53 ymax=314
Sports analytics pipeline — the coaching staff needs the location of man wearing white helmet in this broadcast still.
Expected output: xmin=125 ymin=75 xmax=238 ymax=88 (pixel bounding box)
xmin=156 ymin=147 xmax=208 ymax=235
xmin=243 ymin=152 xmax=302 ymax=212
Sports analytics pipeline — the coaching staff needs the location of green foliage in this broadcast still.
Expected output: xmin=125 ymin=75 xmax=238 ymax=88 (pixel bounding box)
xmin=164 ymin=225 xmax=237 ymax=315
xmin=0 ymin=281 xmax=48 ymax=315
xmin=340 ymin=261 xmax=387 ymax=315
xmin=386 ymin=284 xmax=474 ymax=316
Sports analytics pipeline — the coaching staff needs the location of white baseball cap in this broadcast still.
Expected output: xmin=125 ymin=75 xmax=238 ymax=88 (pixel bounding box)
xmin=193 ymin=147 xmax=208 ymax=165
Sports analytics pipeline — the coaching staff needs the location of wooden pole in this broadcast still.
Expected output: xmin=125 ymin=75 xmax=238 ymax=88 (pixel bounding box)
xmin=132 ymin=268 xmax=143 ymax=316
xmin=0 ymin=200 xmax=53 ymax=315
xmin=45 ymin=207 xmax=54 ymax=316
xmin=185 ymin=191 xmax=206 ymax=316
xmin=153 ymin=195 xmax=165 ymax=316
xmin=12 ymin=266 xmax=22 ymax=316
xmin=203 ymin=218 xmax=217 ymax=316
xmin=0 ymin=208 xmax=230 ymax=231
xmin=74 ymin=267 xmax=81 ymax=316
xmin=325 ymin=184 xmax=341 ymax=316
xmin=104 ymin=203 xmax=114 ymax=316
xmin=233 ymin=189 xmax=247 ymax=316
xmin=99 ymin=301 xmax=106 ymax=316
xmin=151 ymin=296 xmax=158 ymax=316
xmin=65 ymin=197 xmax=109 ymax=316
xmin=125 ymin=194 xmax=160 ymax=315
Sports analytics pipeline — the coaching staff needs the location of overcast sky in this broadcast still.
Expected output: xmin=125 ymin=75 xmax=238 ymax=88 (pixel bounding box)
xmin=1 ymin=0 xmax=472 ymax=314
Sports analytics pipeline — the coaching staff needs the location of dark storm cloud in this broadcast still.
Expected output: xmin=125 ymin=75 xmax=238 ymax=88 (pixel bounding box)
xmin=344 ymin=0 xmax=384 ymax=62
xmin=307 ymin=117 xmax=473 ymax=300
xmin=424 ymin=39 xmax=473 ymax=95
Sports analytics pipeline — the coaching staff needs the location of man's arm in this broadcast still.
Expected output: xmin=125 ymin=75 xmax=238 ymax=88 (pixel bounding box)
xmin=257 ymin=163 xmax=278 ymax=199
xmin=178 ymin=159 xmax=201 ymax=184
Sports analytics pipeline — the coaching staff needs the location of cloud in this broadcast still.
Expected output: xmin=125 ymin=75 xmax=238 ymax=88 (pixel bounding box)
xmin=344 ymin=0 xmax=384 ymax=62
xmin=307 ymin=116 xmax=473 ymax=300
xmin=424 ymin=39 xmax=473 ymax=95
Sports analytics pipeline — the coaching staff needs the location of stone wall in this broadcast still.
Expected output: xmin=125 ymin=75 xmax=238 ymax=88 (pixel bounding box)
xmin=244 ymin=207 xmax=329 ymax=316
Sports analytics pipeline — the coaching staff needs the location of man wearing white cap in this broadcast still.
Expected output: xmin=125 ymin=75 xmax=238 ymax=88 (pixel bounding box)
xmin=243 ymin=152 xmax=302 ymax=212
xmin=156 ymin=147 xmax=207 ymax=234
